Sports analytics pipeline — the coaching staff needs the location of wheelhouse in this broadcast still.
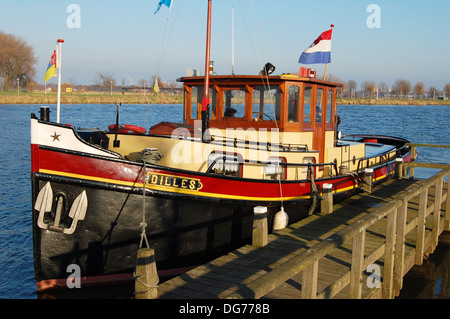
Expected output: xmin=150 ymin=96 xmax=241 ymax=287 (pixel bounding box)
xmin=180 ymin=74 xmax=342 ymax=132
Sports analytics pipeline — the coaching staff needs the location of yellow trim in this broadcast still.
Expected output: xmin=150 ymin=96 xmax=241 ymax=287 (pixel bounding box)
xmin=39 ymin=168 xmax=362 ymax=202
xmin=40 ymin=169 xmax=138 ymax=187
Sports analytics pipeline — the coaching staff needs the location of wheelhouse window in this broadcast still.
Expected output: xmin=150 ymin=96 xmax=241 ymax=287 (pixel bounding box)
xmin=303 ymin=86 xmax=312 ymax=125
xmin=252 ymin=86 xmax=281 ymax=121
xmin=265 ymin=157 xmax=286 ymax=180
xmin=326 ymin=89 xmax=334 ymax=124
xmin=288 ymin=86 xmax=299 ymax=123
xmin=223 ymin=89 xmax=245 ymax=118
xmin=190 ymin=86 xmax=216 ymax=120
xmin=208 ymin=152 xmax=243 ymax=177
xmin=316 ymin=88 xmax=324 ymax=123
xmin=301 ymin=157 xmax=316 ymax=179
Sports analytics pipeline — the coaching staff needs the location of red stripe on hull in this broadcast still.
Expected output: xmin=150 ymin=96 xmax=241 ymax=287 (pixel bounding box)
xmin=32 ymin=145 xmax=361 ymax=200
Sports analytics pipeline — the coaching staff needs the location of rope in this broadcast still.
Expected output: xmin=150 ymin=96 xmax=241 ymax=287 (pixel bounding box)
xmin=139 ymin=161 xmax=150 ymax=249
xmin=133 ymin=273 xmax=159 ymax=295
xmin=416 ymin=150 xmax=435 ymax=163
xmin=250 ymin=0 xmax=266 ymax=65
xmin=308 ymin=165 xmax=319 ymax=215
xmin=144 ymin=1 xmax=183 ymax=128
xmin=238 ymin=0 xmax=261 ymax=69
xmin=349 ymin=171 xmax=364 ymax=192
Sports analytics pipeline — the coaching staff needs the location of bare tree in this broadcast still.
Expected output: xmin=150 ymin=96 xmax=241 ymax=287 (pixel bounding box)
xmin=93 ymin=72 xmax=116 ymax=93
xmin=413 ymin=82 xmax=425 ymax=99
xmin=444 ymin=84 xmax=450 ymax=98
xmin=0 ymin=31 xmax=36 ymax=90
xmin=347 ymin=80 xmax=357 ymax=98
xmin=392 ymin=79 xmax=411 ymax=98
xmin=379 ymin=82 xmax=389 ymax=97
xmin=362 ymin=81 xmax=376 ymax=98
xmin=428 ymin=86 xmax=440 ymax=99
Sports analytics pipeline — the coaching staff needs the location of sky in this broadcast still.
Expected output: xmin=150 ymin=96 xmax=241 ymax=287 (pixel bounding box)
xmin=1 ymin=0 xmax=449 ymax=89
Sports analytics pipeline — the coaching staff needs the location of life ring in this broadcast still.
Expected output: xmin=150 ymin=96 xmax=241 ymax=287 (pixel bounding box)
xmin=108 ymin=124 xmax=147 ymax=134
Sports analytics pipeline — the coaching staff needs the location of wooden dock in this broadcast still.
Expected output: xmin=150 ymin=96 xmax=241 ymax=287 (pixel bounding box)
xmin=153 ymin=164 xmax=450 ymax=299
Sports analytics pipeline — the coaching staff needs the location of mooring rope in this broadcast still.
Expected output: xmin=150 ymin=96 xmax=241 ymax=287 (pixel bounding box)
xmin=139 ymin=160 xmax=150 ymax=249
xmin=133 ymin=160 xmax=159 ymax=296
xmin=134 ymin=275 xmax=159 ymax=295
xmin=416 ymin=150 xmax=436 ymax=164
xmin=308 ymin=165 xmax=319 ymax=215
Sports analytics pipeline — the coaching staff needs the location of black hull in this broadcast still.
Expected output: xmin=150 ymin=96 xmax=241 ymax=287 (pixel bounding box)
xmin=32 ymin=176 xmax=318 ymax=289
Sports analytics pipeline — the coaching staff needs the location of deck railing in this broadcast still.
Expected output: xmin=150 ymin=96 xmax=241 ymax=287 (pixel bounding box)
xmin=407 ymin=143 xmax=450 ymax=179
xmin=227 ymin=165 xmax=450 ymax=299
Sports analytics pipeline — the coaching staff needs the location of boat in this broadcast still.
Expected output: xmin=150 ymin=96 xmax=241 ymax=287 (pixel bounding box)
xmin=30 ymin=1 xmax=411 ymax=291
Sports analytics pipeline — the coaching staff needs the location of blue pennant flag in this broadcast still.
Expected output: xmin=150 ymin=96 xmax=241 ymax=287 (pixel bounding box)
xmin=154 ymin=0 xmax=172 ymax=14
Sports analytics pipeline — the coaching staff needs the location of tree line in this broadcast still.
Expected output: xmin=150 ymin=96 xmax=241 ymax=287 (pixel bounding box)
xmin=327 ymin=75 xmax=450 ymax=100
xmin=1 ymin=30 xmax=449 ymax=99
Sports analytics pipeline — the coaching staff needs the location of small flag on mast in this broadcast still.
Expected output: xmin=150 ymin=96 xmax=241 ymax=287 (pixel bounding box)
xmin=299 ymin=26 xmax=333 ymax=65
xmin=44 ymin=48 xmax=57 ymax=82
xmin=154 ymin=0 xmax=172 ymax=14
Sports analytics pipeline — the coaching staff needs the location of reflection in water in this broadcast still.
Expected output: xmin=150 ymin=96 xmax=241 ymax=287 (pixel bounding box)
xmin=398 ymin=232 xmax=450 ymax=299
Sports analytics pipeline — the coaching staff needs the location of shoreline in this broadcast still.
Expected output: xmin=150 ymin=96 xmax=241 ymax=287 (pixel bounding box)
xmin=337 ymin=97 xmax=449 ymax=106
xmin=0 ymin=93 xmax=183 ymax=105
xmin=0 ymin=93 xmax=449 ymax=106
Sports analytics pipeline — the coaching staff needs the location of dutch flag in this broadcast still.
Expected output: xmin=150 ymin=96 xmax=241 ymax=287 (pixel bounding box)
xmin=299 ymin=27 xmax=333 ymax=64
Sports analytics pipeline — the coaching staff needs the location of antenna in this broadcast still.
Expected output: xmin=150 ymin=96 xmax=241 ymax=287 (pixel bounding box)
xmin=232 ymin=7 xmax=235 ymax=75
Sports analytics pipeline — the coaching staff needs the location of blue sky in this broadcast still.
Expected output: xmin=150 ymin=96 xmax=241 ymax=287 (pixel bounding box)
xmin=1 ymin=0 xmax=449 ymax=89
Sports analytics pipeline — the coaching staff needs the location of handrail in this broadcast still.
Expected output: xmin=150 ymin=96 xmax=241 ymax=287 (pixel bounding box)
xmin=209 ymin=134 xmax=309 ymax=152
xmin=226 ymin=165 xmax=450 ymax=299
xmin=406 ymin=143 xmax=450 ymax=179
xmin=355 ymin=145 xmax=409 ymax=174
xmin=206 ymin=155 xmax=338 ymax=177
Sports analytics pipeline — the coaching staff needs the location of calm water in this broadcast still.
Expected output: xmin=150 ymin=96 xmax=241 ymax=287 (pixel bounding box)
xmin=0 ymin=103 xmax=449 ymax=299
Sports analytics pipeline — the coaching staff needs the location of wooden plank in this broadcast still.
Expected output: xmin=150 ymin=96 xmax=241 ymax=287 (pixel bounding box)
xmin=394 ymin=200 xmax=408 ymax=294
xmin=350 ymin=231 xmax=366 ymax=299
xmin=432 ymin=179 xmax=443 ymax=249
xmin=301 ymin=260 xmax=319 ymax=299
xmin=383 ymin=208 xmax=397 ymax=299
xmin=415 ymin=188 xmax=428 ymax=264
xmin=445 ymin=182 xmax=450 ymax=231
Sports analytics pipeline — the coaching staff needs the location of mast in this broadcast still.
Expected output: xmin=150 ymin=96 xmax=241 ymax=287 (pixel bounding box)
xmin=201 ymin=0 xmax=212 ymax=141
xmin=232 ymin=7 xmax=235 ymax=75
xmin=56 ymin=39 xmax=64 ymax=123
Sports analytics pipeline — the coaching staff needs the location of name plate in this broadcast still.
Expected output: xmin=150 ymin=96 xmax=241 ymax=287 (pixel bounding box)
xmin=147 ymin=173 xmax=203 ymax=191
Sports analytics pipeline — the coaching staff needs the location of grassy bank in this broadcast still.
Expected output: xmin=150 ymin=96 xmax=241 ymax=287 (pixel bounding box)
xmin=0 ymin=91 xmax=448 ymax=106
xmin=0 ymin=91 xmax=183 ymax=105
xmin=337 ymin=97 xmax=450 ymax=106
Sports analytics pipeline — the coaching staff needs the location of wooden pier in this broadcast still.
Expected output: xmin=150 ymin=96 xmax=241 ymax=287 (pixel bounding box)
xmin=146 ymin=146 xmax=450 ymax=299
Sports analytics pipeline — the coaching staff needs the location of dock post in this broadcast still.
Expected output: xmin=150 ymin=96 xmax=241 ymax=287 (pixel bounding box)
xmin=253 ymin=206 xmax=268 ymax=247
xmin=395 ymin=158 xmax=404 ymax=179
xmin=445 ymin=180 xmax=450 ymax=231
xmin=409 ymin=145 xmax=416 ymax=179
xmin=364 ymin=169 xmax=374 ymax=193
xmin=135 ymin=248 xmax=159 ymax=299
xmin=321 ymin=183 xmax=333 ymax=215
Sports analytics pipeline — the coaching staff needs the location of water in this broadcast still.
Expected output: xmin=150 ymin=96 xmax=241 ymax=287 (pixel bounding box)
xmin=0 ymin=103 xmax=448 ymax=299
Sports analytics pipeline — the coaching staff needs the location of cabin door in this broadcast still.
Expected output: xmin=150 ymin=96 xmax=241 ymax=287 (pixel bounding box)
xmin=313 ymin=87 xmax=326 ymax=164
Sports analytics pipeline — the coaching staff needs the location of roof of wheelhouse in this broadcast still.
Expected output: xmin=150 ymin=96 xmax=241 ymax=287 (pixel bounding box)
xmin=177 ymin=74 xmax=344 ymax=88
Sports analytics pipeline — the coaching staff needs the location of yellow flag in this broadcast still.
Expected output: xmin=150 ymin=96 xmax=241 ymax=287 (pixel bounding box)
xmin=44 ymin=49 xmax=57 ymax=82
